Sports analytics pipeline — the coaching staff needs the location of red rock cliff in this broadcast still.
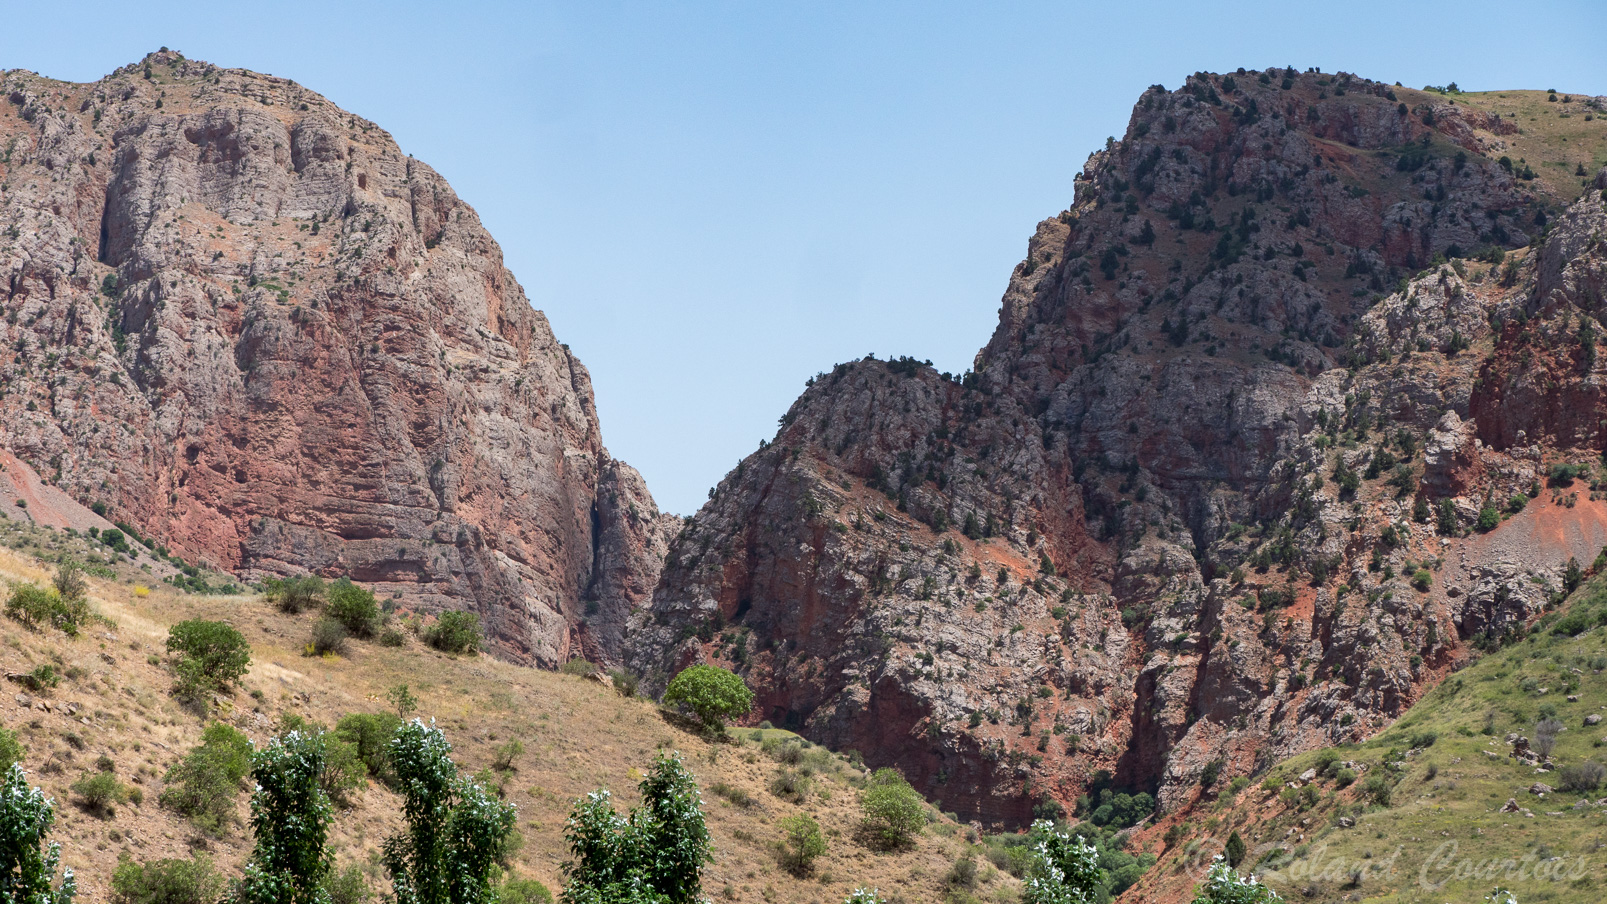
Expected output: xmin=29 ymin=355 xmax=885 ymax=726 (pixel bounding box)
xmin=0 ymin=51 xmax=675 ymax=666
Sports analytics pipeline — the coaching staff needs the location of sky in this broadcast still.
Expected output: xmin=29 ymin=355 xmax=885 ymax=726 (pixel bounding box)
xmin=2 ymin=2 xmax=1601 ymax=515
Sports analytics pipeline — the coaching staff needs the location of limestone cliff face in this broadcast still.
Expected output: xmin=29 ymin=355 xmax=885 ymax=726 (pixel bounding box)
xmin=0 ymin=51 xmax=673 ymax=666
xmin=631 ymin=70 xmax=1607 ymax=824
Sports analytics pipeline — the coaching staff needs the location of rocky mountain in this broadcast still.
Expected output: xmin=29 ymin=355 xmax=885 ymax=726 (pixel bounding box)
xmin=629 ymin=69 xmax=1607 ymax=826
xmin=0 ymin=50 xmax=676 ymax=666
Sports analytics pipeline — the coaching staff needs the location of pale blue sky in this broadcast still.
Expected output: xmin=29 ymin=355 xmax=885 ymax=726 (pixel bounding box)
xmin=3 ymin=2 xmax=1601 ymax=514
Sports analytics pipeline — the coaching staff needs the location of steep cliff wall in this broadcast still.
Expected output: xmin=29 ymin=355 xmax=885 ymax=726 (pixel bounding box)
xmin=0 ymin=51 xmax=675 ymax=665
xmin=631 ymin=70 xmax=1607 ymax=824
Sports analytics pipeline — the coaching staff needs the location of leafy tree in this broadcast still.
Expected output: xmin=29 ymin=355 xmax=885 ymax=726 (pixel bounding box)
xmin=493 ymin=740 xmax=524 ymax=772
xmin=234 ymin=731 xmax=334 ymax=904
xmin=382 ymin=721 xmax=517 ymax=904
xmin=52 ymin=562 xmax=87 ymax=607
xmin=386 ymin=684 xmax=419 ymax=720
xmin=325 ymin=579 xmax=382 ymax=638
xmin=1225 ymin=830 xmax=1246 ymax=867
xmin=662 ymin=665 xmax=754 ymax=733
xmin=778 ymin=814 xmax=826 ymax=875
xmin=1476 ymin=505 xmax=1500 ymax=532
xmin=560 ymin=751 xmax=711 ymax=904
xmin=0 ymin=763 xmax=78 ymax=903
xmin=110 ymin=853 xmax=223 ymax=904
xmin=858 ymin=769 xmax=925 ymax=851
xmin=1083 ymin=787 xmax=1155 ymax=829
xmin=1190 ymin=858 xmax=1281 ymax=903
xmin=1019 ymin=820 xmax=1103 ymax=904
xmin=1437 ymin=498 xmax=1458 ymax=535
xmin=1564 ymin=557 xmax=1584 ymax=593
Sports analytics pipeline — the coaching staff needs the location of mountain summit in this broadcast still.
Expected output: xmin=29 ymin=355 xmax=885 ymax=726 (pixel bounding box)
xmin=0 ymin=50 xmax=676 ymax=665
xmin=629 ymin=68 xmax=1607 ymax=824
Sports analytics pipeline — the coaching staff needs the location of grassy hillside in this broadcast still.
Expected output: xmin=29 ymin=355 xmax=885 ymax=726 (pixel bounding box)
xmin=1131 ymin=566 xmax=1607 ymax=904
xmin=0 ymin=513 xmax=1005 ymax=904
xmin=1424 ymin=85 xmax=1606 ymax=204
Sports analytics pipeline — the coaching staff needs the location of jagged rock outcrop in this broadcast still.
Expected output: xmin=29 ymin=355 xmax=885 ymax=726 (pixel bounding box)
xmin=0 ymin=51 xmax=675 ymax=665
xmin=631 ymin=70 xmax=1607 ymax=824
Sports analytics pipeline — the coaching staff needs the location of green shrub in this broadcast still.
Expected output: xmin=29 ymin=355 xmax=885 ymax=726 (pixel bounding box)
xmin=24 ymin=664 xmax=59 ymax=692
xmin=1333 ymin=768 xmax=1357 ymax=788
xmin=1476 ymin=505 xmax=1500 ymax=532
xmin=324 ymin=865 xmax=370 ymax=904
xmin=1411 ymin=569 xmax=1433 ymax=592
xmin=1225 ymin=830 xmax=1246 ymax=867
xmin=159 ymin=722 xmax=253 ymax=836
xmin=497 ymin=878 xmax=552 ymax=904
xmin=378 ymin=627 xmax=406 ymax=647
xmin=607 ymin=669 xmax=639 ymax=697
xmin=707 ymin=781 xmax=755 ymax=808
xmin=663 ymin=664 xmax=755 ymax=733
xmin=333 ymin=713 xmax=403 ymax=786
xmin=324 ymin=580 xmax=381 ymax=638
xmin=769 ymin=768 xmax=811 ymax=802
xmin=1549 ymin=462 xmax=1587 ymax=487
xmin=493 ymin=739 xmax=524 ymax=772
xmin=859 ymin=769 xmax=925 ymax=850
xmin=52 ymin=562 xmax=87 ymax=606
xmin=263 ymin=575 xmax=325 ymax=614
xmin=945 ymin=855 xmax=979 ymax=890
xmin=0 ymin=727 xmax=23 ymax=771
xmin=166 ymin=619 xmax=251 ymax=703
xmin=322 ymin=735 xmax=367 ymax=806
xmin=1561 ymin=761 xmax=1607 ymax=793
xmin=1363 ymin=773 xmax=1393 ymax=807
xmin=72 ymin=770 xmax=129 ymax=817
xmin=424 ymin=610 xmax=481 ymax=654
xmin=4 ymin=582 xmax=88 ymax=636
xmin=560 ymin=658 xmax=598 ymax=677
xmin=110 ymin=853 xmax=224 ymax=904
xmin=309 ymin=617 xmax=348 ymax=655
xmin=778 ymin=814 xmax=827 ymax=875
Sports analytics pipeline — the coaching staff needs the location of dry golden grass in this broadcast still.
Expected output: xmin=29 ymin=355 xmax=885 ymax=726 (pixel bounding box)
xmin=0 ymin=516 xmax=1007 ymax=903
xmin=1430 ymin=87 xmax=1607 ymax=204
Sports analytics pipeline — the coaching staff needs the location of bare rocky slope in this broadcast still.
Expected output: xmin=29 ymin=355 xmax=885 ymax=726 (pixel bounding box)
xmin=629 ymin=70 xmax=1607 ymax=827
xmin=0 ymin=50 xmax=676 ymax=666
